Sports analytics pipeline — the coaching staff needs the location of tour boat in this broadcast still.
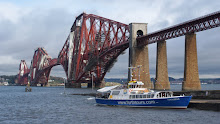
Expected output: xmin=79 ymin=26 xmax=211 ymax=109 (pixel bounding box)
xmin=95 ymin=80 xmax=192 ymax=108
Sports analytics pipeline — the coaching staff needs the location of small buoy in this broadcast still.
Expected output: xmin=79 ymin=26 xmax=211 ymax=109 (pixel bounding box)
xmin=25 ymin=87 xmax=32 ymax=92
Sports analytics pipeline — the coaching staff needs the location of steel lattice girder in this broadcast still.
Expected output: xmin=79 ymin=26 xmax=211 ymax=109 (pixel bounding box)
xmin=137 ymin=11 xmax=220 ymax=46
xmin=58 ymin=37 xmax=69 ymax=75
xmin=29 ymin=48 xmax=59 ymax=85
xmin=19 ymin=11 xmax=220 ymax=85
xmin=60 ymin=13 xmax=130 ymax=83
xmin=17 ymin=60 xmax=29 ymax=85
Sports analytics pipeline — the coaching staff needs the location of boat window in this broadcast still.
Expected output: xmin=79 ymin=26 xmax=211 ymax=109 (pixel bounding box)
xmin=138 ymin=95 xmax=142 ymax=98
xmin=112 ymin=91 xmax=120 ymax=95
xmin=167 ymin=92 xmax=171 ymax=97
xmin=162 ymin=92 xmax=165 ymax=97
xmin=159 ymin=93 xmax=161 ymax=98
xmin=130 ymin=95 xmax=135 ymax=99
xmin=140 ymin=95 xmax=143 ymax=98
xmin=151 ymin=94 xmax=154 ymax=98
xmin=136 ymin=95 xmax=140 ymax=98
xmin=143 ymin=95 xmax=146 ymax=98
xmin=130 ymin=92 xmax=136 ymax=94
xmin=147 ymin=94 xmax=151 ymax=98
xmin=138 ymin=90 xmax=144 ymax=94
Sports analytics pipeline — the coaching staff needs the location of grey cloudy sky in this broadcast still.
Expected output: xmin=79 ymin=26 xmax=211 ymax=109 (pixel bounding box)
xmin=0 ymin=0 xmax=219 ymax=79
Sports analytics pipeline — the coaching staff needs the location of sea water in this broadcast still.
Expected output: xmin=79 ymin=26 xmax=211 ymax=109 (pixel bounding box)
xmin=0 ymin=85 xmax=219 ymax=124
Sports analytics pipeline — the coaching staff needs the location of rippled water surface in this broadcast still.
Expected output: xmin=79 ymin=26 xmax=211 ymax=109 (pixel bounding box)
xmin=0 ymin=86 xmax=219 ymax=124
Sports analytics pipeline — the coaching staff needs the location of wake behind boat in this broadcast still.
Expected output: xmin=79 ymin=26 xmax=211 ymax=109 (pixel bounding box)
xmin=95 ymin=80 xmax=192 ymax=108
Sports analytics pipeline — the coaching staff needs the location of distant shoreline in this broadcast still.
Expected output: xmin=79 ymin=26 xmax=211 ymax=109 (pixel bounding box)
xmin=1 ymin=75 xmax=220 ymax=85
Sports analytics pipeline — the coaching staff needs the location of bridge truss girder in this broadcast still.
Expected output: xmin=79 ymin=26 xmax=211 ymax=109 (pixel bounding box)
xmin=137 ymin=11 xmax=220 ymax=46
xmin=17 ymin=60 xmax=29 ymax=85
xmin=58 ymin=13 xmax=130 ymax=84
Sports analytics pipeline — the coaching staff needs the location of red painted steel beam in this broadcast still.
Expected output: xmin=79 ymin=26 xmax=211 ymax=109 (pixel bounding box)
xmin=71 ymin=13 xmax=129 ymax=32
xmin=70 ymin=13 xmax=129 ymax=84
xmin=29 ymin=47 xmax=58 ymax=85
xmin=17 ymin=60 xmax=29 ymax=85
xmin=137 ymin=11 xmax=220 ymax=46
xmin=18 ymin=11 xmax=220 ymax=86
xmin=18 ymin=12 xmax=130 ymax=86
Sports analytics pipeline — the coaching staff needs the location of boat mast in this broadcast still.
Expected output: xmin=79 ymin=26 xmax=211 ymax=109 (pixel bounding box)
xmin=128 ymin=67 xmax=136 ymax=81
xmin=128 ymin=65 xmax=142 ymax=81
xmin=137 ymin=65 xmax=142 ymax=81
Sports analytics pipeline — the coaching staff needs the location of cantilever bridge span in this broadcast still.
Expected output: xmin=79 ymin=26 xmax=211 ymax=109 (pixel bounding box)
xmin=17 ymin=13 xmax=130 ymax=87
xmin=16 ymin=11 xmax=220 ymax=89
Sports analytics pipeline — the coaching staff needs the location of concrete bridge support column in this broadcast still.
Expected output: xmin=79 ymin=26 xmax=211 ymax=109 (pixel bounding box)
xmin=182 ymin=33 xmax=201 ymax=91
xmin=155 ymin=40 xmax=170 ymax=90
xmin=129 ymin=23 xmax=153 ymax=89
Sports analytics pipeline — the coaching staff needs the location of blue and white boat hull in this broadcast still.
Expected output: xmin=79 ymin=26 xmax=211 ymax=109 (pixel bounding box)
xmin=96 ymin=96 xmax=192 ymax=108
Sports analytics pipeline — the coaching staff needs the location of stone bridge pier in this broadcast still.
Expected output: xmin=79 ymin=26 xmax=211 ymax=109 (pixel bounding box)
xmin=182 ymin=33 xmax=201 ymax=91
xmin=155 ymin=40 xmax=170 ymax=90
xmin=129 ymin=24 xmax=201 ymax=91
xmin=128 ymin=23 xmax=153 ymax=89
xmin=154 ymin=33 xmax=201 ymax=91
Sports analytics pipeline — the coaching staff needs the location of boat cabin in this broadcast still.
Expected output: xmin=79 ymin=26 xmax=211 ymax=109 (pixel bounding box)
xmin=96 ymin=80 xmax=174 ymax=100
xmin=128 ymin=80 xmax=144 ymax=88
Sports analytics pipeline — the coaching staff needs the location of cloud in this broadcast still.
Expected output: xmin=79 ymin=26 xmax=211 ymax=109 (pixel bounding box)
xmin=0 ymin=56 xmax=20 ymax=65
xmin=0 ymin=2 xmax=26 ymax=23
xmin=0 ymin=0 xmax=220 ymax=79
xmin=0 ymin=64 xmax=19 ymax=75
xmin=0 ymin=6 xmax=74 ymax=64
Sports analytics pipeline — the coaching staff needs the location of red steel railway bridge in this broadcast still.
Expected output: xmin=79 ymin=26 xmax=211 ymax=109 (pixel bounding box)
xmin=16 ymin=11 xmax=220 ymax=90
